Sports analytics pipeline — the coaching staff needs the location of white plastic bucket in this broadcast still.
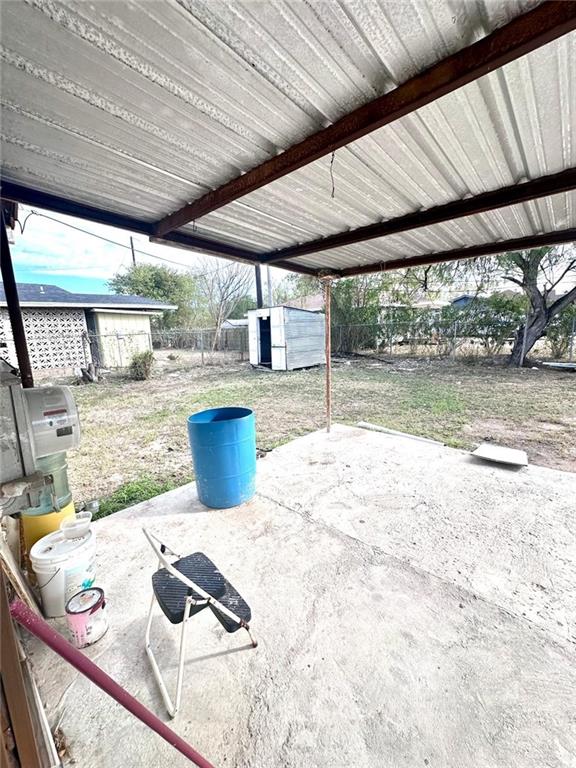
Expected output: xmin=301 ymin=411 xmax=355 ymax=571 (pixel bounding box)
xmin=30 ymin=529 xmax=96 ymax=618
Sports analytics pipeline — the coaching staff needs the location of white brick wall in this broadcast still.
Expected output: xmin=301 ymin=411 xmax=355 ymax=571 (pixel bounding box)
xmin=0 ymin=308 xmax=90 ymax=370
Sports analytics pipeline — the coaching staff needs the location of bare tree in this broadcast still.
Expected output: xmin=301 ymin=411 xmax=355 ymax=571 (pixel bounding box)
xmin=195 ymin=260 xmax=253 ymax=349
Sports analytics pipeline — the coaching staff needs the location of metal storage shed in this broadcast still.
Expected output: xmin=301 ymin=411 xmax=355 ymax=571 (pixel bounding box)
xmin=248 ymin=306 xmax=325 ymax=371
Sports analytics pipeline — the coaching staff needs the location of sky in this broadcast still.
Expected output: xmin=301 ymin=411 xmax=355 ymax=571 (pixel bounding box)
xmin=7 ymin=205 xmax=279 ymax=296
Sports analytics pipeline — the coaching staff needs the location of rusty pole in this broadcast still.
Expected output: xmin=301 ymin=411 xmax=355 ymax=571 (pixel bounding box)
xmin=323 ymin=278 xmax=332 ymax=433
xmin=1 ymin=211 xmax=34 ymax=387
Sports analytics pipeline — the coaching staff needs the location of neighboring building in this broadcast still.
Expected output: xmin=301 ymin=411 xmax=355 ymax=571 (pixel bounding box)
xmin=450 ymin=294 xmax=476 ymax=309
xmin=0 ymin=283 xmax=175 ymax=370
xmin=221 ymin=318 xmax=248 ymax=330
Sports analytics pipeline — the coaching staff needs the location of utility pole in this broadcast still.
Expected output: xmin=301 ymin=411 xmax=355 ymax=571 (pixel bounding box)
xmin=255 ymin=265 xmax=263 ymax=309
xmin=266 ymin=265 xmax=273 ymax=307
xmin=130 ymin=236 xmax=136 ymax=265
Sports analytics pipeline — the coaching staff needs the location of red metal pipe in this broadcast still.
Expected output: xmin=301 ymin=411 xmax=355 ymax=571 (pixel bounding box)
xmin=9 ymin=600 xmax=216 ymax=768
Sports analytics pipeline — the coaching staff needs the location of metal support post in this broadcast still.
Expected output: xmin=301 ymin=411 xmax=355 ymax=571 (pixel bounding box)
xmin=266 ymin=265 xmax=273 ymax=307
xmin=0 ymin=212 xmax=34 ymax=387
xmin=323 ymin=278 xmax=332 ymax=433
xmin=255 ymin=265 xmax=263 ymax=309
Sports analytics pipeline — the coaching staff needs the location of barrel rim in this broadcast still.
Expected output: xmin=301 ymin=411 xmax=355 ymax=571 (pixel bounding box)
xmin=187 ymin=406 xmax=254 ymax=425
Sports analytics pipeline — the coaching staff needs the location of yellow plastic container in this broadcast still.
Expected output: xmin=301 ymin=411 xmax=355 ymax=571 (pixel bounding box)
xmin=22 ymin=501 xmax=75 ymax=552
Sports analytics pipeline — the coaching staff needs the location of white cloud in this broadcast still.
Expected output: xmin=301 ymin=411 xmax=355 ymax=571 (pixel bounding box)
xmin=10 ymin=205 xmax=290 ymax=292
xmin=11 ymin=206 xmax=218 ymax=281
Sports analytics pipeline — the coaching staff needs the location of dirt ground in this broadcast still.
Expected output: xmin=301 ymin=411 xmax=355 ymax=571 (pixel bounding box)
xmin=63 ymin=350 xmax=575 ymax=503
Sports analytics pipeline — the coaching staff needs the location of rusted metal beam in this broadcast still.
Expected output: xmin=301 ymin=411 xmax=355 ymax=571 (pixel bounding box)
xmin=338 ymin=228 xmax=576 ymax=277
xmin=261 ymin=169 xmax=576 ymax=263
xmin=154 ymin=1 xmax=576 ymax=236
xmin=0 ymin=214 xmax=34 ymax=388
xmin=1 ymin=181 xmax=155 ymax=236
xmin=1 ymin=181 xmax=321 ymax=276
xmin=148 ymin=232 xmax=319 ymax=275
xmin=0 ymin=182 xmax=261 ymax=262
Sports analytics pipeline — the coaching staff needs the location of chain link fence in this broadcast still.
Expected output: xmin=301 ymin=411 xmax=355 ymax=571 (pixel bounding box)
xmin=332 ymin=317 xmax=575 ymax=361
xmin=22 ymin=311 xmax=576 ymax=380
xmin=151 ymin=327 xmax=249 ymax=366
xmin=86 ymin=327 xmax=249 ymax=373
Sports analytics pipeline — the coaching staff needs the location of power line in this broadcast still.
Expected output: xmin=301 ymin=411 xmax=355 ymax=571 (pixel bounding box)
xmin=16 ymin=209 xmax=243 ymax=278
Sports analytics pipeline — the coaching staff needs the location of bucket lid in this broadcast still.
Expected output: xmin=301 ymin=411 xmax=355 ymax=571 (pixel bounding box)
xmin=66 ymin=587 xmax=104 ymax=615
xmin=30 ymin=528 xmax=94 ymax=565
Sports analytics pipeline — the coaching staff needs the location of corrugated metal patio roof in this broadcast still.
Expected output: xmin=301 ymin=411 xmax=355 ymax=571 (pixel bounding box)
xmin=1 ymin=0 xmax=575 ymax=276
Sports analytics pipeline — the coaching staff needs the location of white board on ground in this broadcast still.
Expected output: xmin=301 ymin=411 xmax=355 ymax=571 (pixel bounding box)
xmin=472 ymin=442 xmax=528 ymax=467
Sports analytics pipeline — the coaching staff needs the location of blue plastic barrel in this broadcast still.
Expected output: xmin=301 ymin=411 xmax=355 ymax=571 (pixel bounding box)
xmin=187 ymin=407 xmax=256 ymax=509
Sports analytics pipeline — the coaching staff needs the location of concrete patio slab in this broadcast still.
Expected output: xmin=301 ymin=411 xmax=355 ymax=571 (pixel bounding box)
xmin=25 ymin=426 xmax=576 ymax=767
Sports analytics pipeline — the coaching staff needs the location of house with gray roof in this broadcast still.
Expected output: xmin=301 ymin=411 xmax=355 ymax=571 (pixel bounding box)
xmin=0 ymin=283 xmax=175 ymax=371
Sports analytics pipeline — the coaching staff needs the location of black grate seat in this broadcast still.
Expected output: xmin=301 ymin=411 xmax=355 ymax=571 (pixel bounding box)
xmin=152 ymin=552 xmax=226 ymax=624
xmin=209 ymin=580 xmax=252 ymax=633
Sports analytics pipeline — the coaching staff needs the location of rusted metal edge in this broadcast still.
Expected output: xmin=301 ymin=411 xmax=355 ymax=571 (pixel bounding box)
xmin=0 ymin=182 xmax=322 ymax=276
xmin=338 ymin=228 xmax=576 ymax=277
xmin=261 ymin=168 xmax=576 ymax=263
xmin=149 ymin=234 xmax=320 ymax=276
xmin=154 ymin=1 xmax=576 ymax=235
xmin=0 ymin=182 xmax=260 ymax=262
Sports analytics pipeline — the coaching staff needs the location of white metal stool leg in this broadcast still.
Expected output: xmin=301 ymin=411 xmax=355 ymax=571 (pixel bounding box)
xmin=145 ymin=594 xmax=193 ymax=718
xmin=174 ymin=598 xmax=192 ymax=716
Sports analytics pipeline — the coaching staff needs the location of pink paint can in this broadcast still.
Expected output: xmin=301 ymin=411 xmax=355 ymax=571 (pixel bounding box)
xmin=65 ymin=588 xmax=108 ymax=648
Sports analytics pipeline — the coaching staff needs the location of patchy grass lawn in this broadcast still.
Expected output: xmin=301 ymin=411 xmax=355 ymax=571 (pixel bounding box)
xmin=68 ymin=352 xmax=576 ymax=505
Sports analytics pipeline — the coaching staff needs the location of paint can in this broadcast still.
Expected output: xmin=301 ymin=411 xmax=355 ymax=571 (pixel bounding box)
xmin=65 ymin=588 xmax=108 ymax=648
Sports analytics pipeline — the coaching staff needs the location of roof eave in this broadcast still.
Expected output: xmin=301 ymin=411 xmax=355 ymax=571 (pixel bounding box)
xmin=0 ymin=301 xmax=177 ymax=311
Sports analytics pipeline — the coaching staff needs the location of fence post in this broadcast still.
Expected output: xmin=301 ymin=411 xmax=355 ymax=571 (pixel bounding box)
xmin=200 ymin=330 xmax=204 ymax=366
xmin=451 ymin=321 xmax=457 ymax=359
xmin=569 ymin=315 xmax=575 ymax=362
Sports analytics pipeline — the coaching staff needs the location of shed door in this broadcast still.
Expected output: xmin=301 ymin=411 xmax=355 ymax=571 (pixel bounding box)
xmin=259 ymin=317 xmax=271 ymax=366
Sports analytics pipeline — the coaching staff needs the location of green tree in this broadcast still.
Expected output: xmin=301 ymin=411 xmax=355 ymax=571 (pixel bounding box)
xmin=108 ymin=264 xmax=197 ymax=329
xmin=546 ymin=302 xmax=576 ymax=359
xmin=228 ymin=294 xmax=257 ymax=319
xmin=331 ymin=275 xmax=390 ymax=353
xmin=399 ymin=246 xmax=576 ymax=365
xmin=443 ymin=246 xmax=576 ymax=365
xmin=499 ymin=246 xmax=576 ymax=365
xmin=274 ymin=274 xmax=319 ymax=304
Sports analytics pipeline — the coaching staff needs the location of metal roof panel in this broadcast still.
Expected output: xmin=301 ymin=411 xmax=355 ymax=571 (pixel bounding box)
xmin=1 ymin=0 xmax=574 ymax=275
